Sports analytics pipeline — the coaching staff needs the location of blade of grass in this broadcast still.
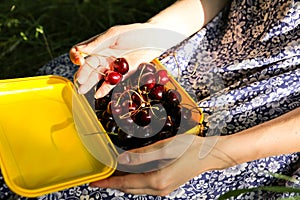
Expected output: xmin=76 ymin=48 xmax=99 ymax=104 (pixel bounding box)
xmin=219 ymin=186 xmax=300 ymax=200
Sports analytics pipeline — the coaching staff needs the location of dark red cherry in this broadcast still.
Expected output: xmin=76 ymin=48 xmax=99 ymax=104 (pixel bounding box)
xmin=117 ymin=129 xmax=135 ymax=150
xmin=155 ymin=70 xmax=170 ymax=85
xmin=101 ymin=110 xmax=114 ymax=121
xmin=131 ymin=92 xmax=148 ymax=107
xmin=95 ymin=96 xmax=110 ymax=110
xmin=137 ymin=62 xmax=156 ymax=74
xmin=122 ymin=100 xmax=138 ymax=113
xmin=106 ymin=121 xmax=118 ymax=133
xmin=132 ymin=109 xmax=151 ymax=127
xmin=119 ymin=115 xmax=135 ymax=126
xmin=162 ymin=117 xmax=173 ymax=132
xmin=140 ymin=72 xmax=156 ymax=91
xmin=105 ymin=71 xmax=123 ymax=85
xmin=107 ymin=100 xmax=122 ymax=115
xmin=149 ymin=84 xmax=165 ymax=100
xmin=165 ymin=89 xmax=182 ymax=105
xmin=112 ymin=58 xmax=129 ymax=75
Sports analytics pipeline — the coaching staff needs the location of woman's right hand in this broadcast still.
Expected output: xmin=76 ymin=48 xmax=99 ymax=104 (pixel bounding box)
xmin=69 ymin=23 xmax=176 ymax=99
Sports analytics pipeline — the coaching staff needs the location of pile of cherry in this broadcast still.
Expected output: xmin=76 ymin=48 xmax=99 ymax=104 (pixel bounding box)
xmin=95 ymin=57 xmax=201 ymax=150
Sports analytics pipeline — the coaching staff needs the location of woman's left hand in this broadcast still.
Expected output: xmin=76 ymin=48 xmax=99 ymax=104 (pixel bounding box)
xmin=89 ymin=134 xmax=228 ymax=196
xmin=90 ymin=106 xmax=300 ymax=196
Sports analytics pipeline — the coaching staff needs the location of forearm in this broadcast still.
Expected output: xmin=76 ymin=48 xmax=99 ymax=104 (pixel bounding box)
xmin=219 ymin=107 xmax=300 ymax=167
xmin=147 ymin=0 xmax=230 ymax=37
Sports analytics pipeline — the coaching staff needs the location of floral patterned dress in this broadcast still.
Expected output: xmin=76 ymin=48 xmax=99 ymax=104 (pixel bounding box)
xmin=1 ymin=0 xmax=300 ymax=199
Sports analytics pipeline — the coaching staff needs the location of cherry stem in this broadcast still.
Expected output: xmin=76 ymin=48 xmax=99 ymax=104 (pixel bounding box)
xmin=119 ymin=105 xmax=149 ymax=120
xmin=180 ymin=103 xmax=204 ymax=114
xmin=149 ymin=105 xmax=161 ymax=118
xmin=106 ymin=132 xmax=118 ymax=136
xmin=172 ymin=52 xmax=181 ymax=82
xmin=115 ymin=88 xmax=148 ymax=119
xmin=131 ymin=89 xmax=146 ymax=103
xmin=119 ymin=112 xmax=132 ymax=119
xmin=80 ymin=51 xmax=111 ymax=59
xmin=85 ymin=59 xmax=106 ymax=76
xmin=137 ymin=65 xmax=146 ymax=92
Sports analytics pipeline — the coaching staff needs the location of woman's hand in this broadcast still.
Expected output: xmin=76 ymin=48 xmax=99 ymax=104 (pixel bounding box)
xmin=70 ymin=23 xmax=164 ymax=98
xmin=89 ymin=134 xmax=231 ymax=196
xmin=69 ymin=23 xmax=186 ymax=98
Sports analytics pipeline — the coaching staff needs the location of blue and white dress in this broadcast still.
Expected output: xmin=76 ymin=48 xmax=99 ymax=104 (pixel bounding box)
xmin=1 ymin=0 xmax=299 ymax=199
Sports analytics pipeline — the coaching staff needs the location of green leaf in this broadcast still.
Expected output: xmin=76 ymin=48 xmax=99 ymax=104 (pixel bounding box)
xmin=20 ymin=31 xmax=28 ymax=41
xmin=219 ymin=186 xmax=300 ymax=200
xmin=35 ymin=25 xmax=44 ymax=38
xmin=268 ymin=172 xmax=298 ymax=183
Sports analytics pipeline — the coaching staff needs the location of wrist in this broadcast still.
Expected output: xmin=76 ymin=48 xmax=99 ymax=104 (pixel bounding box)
xmin=195 ymin=136 xmax=235 ymax=172
xmin=196 ymin=134 xmax=255 ymax=172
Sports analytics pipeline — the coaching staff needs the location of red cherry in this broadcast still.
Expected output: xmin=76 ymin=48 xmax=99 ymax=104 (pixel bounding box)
xmin=107 ymin=100 xmax=122 ymax=115
xmin=140 ymin=72 xmax=156 ymax=91
xmin=137 ymin=62 xmax=156 ymax=74
xmin=122 ymin=100 xmax=138 ymax=113
xmin=155 ymin=70 xmax=169 ymax=85
xmin=131 ymin=109 xmax=151 ymax=127
xmin=165 ymin=89 xmax=182 ymax=104
xmin=131 ymin=92 xmax=148 ymax=107
xmin=149 ymin=84 xmax=165 ymax=100
xmin=112 ymin=58 xmax=129 ymax=75
xmin=105 ymin=71 xmax=123 ymax=85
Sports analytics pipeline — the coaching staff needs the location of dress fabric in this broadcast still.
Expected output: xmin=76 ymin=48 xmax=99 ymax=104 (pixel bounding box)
xmin=1 ymin=0 xmax=300 ymax=199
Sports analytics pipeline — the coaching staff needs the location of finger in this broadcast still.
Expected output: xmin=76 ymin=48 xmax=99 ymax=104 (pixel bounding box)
xmin=121 ymin=184 xmax=177 ymax=196
xmin=89 ymin=173 xmax=151 ymax=190
xmin=90 ymin=172 xmax=160 ymax=190
xmin=77 ymin=55 xmax=109 ymax=84
xmin=89 ymin=167 xmax=176 ymax=196
xmin=77 ymin=69 xmax=100 ymax=95
xmin=69 ymin=46 xmax=86 ymax=65
xmin=118 ymin=135 xmax=197 ymax=165
xmin=94 ymin=82 xmax=116 ymax=99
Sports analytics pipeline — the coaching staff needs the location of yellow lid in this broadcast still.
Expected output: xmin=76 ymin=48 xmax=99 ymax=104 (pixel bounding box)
xmin=0 ymin=75 xmax=117 ymax=197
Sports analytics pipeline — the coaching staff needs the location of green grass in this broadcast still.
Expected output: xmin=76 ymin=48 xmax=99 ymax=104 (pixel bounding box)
xmin=0 ymin=0 xmax=175 ymax=79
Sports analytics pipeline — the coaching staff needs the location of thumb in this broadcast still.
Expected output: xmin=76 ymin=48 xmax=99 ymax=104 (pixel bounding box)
xmin=117 ymin=135 xmax=197 ymax=165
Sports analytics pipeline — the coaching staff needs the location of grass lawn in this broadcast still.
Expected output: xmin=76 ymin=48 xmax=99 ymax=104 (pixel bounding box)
xmin=0 ymin=0 xmax=175 ymax=79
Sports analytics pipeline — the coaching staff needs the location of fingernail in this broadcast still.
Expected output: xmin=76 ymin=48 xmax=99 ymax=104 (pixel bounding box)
xmin=94 ymin=93 xmax=101 ymax=99
xmin=118 ymin=153 xmax=130 ymax=164
xmin=94 ymin=91 xmax=105 ymax=99
xmin=78 ymin=87 xmax=86 ymax=95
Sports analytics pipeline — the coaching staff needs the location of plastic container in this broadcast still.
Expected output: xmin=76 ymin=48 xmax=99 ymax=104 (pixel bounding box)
xmin=0 ymin=59 xmax=203 ymax=197
xmin=0 ymin=75 xmax=117 ymax=197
